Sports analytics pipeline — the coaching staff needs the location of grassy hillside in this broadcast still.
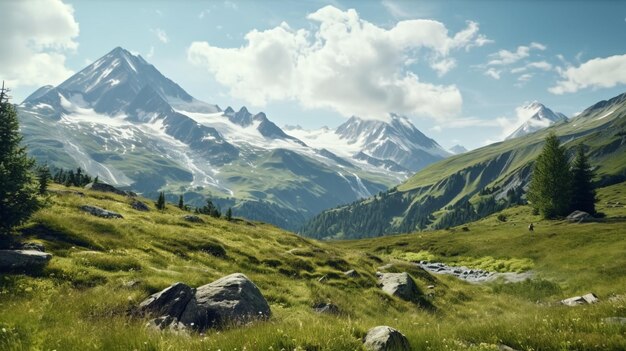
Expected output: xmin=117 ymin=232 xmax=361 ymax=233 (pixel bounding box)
xmin=1 ymin=183 xmax=625 ymax=350
xmin=301 ymin=92 xmax=626 ymax=239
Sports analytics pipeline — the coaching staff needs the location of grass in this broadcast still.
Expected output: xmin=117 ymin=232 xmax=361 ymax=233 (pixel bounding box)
xmin=1 ymin=183 xmax=625 ymax=350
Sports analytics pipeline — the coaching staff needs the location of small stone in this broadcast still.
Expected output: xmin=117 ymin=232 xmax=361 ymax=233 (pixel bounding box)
xmin=363 ymin=326 xmax=410 ymax=351
xmin=183 ymin=215 xmax=204 ymax=223
xmin=80 ymin=205 xmax=123 ymax=219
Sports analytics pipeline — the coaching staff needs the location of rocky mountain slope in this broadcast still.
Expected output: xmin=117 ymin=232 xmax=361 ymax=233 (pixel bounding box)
xmin=301 ymin=91 xmax=626 ymax=239
xmin=17 ymin=47 xmax=447 ymax=230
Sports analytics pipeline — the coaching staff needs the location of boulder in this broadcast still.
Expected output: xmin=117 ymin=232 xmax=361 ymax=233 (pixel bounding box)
xmin=131 ymin=200 xmax=150 ymax=212
xmin=363 ymin=326 xmax=410 ymax=351
xmin=80 ymin=205 xmax=123 ymax=219
xmin=566 ymin=210 xmax=592 ymax=223
xmin=139 ymin=282 xmax=195 ymax=319
xmin=0 ymin=250 xmax=52 ymax=272
xmin=183 ymin=215 xmax=204 ymax=223
xmin=561 ymin=293 xmax=598 ymax=306
xmin=139 ymin=273 xmax=271 ymax=332
xmin=312 ymin=302 xmax=340 ymax=315
xmin=84 ymin=182 xmax=134 ymax=196
xmin=378 ymin=272 xmax=421 ymax=302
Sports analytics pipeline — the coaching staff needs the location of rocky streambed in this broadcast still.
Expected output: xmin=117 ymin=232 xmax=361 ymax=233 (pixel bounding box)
xmin=417 ymin=261 xmax=533 ymax=283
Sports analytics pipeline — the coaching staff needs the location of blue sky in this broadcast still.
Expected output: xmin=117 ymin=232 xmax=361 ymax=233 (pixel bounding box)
xmin=3 ymin=0 xmax=626 ymax=149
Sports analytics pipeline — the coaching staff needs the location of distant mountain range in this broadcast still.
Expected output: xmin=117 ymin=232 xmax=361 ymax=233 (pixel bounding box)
xmin=17 ymin=47 xmax=449 ymax=230
xmin=506 ymin=102 xmax=567 ymax=140
xmin=448 ymin=145 xmax=468 ymax=154
xmin=301 ymin=91 xmax=626 ymax=239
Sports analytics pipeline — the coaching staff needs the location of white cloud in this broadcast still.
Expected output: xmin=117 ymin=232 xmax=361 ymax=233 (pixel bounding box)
xmin=381 ymin=0 xmax=411 ymax=19
xmin=484 ymin=68 xmax=501 ymax=80
xmin=526 ymin=61 xmax=552 ymax=71
xmin=154 ymin=28 xmax=169 ymax=43
xmin=146 ymin=46 xmax=155 ymax=59
xmin=431 ymin=58 xmax=456 ymax=76
xmin=487 ymin=42 xmax=546 ymax=66
xmin=188 ymin=6 xmax=490 ymax=121
xmin=0 ymin=0 xmax=79 ymax=88
xmin=517 ymin=73 xmax=533 ymax=82
xmin=550 ymin=53 xmax=626 ymax=94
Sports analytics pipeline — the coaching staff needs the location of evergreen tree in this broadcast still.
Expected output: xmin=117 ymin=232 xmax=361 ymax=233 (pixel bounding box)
xmin=527 ymin=133 xmax=572 ymax=219
xmin=570 ymin=144 xmax=596 ymax=214
xmin=156 ymin=192 xmax=166 ymax=210
xmin=0 ymin=82 xmax=39 ymax=234
xmin=225 ymin=207 xmax=232 ymax=221
xmin=36 ymin=164 xmax=51 ymax=195
xmin=178 ymin=195 xmax=184 ymax=210
xmin=94 ymin=175 xmax=99 ymax=184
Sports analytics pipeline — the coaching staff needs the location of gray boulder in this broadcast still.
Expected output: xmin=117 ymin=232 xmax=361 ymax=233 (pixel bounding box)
xmin=378 ymin=272 xmax=421 ymax=302
xmin=363 ymin=326 xmax=411 ymax=351
xmin=80 ymin=205 xmax=123 ymax=219
xmin=0 ymin=250 xmax=52 ymax=271
xmin=566 ymin=210 xmax=592 ymax=223
xmin=139 ymin=282 xmax=195 ymax=319
xmin=139 ymin=273 xmax=270 ymax=332
xmin=131 ymin=200 xmax=150 ymax=212
xmin=84 ymin=182 xmax=134 ymax=196
xmin=183 ymin=215 xmax=204 ymax=223
xmin=561 ymin=292 xmax=598 ymax=306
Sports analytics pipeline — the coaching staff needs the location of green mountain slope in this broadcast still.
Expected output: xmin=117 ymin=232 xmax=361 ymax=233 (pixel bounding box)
xmin=301 ymin=92 xmax=626 ymax=239
xmin=1 ymin=183 xmax=625 ymax=350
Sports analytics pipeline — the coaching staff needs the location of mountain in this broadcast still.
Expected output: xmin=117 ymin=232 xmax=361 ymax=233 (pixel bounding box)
xmin=301 ymin=91 xmax=626 ymax=239
xmin=17 ymin=47 xmax=448 ymax=230
xmin=505 ymin=102 xmax=567 ymax=140
xmin=448 ymin=145 xmax=468 ymax=154
xmin=286 ymin=114 xmax=450 ymax=173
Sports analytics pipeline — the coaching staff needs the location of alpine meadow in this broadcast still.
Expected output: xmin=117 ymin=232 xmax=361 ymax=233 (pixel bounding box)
xmin=1 ymin=1 xmax=625 ymax=351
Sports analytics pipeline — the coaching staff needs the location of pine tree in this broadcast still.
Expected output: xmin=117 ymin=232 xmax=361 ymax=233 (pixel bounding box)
xmin=226 ymin=207 xmax=232 ymax=221
xmin=156 ymin=192 xmax=166 ymax=211
xmin=0 ymin=82 xmax=40 ymax=234
xmin=94 ymin=175 xmax=99 ymax=184
xmin=178 ymin=195 xmax=184 ymax=210
xmin=570 ymin=144 xmax=596 ymax=214
xmin=527 ymin=133 xmax=572 ymax=219
xmin=36 ymin=164 xmax=51 ymax=195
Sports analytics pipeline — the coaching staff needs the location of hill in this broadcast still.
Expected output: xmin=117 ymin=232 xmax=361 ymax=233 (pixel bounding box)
xmin=301 ymin=91 xmax=626 ymax=239
xmin=0 ymin=183 xmax=625 ymax=350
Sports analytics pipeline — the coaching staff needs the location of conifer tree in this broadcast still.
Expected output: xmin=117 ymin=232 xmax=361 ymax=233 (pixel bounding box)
xmin=527 ymin=133 xmax=572 ymax=218
xmin=178 ymin=195 xmax=184 ymax=210
xmin=156 ymin=191 xmax=166 ymax=210
xmin=0 ymin=82 xmax=39 ymax=234
xmin=570 ymin=144 xmax=596 ymax=214
xmin=226 ymin=207 xmax=232 ymax=221
xmin=36 ymin=164 xmax=51 ymax=195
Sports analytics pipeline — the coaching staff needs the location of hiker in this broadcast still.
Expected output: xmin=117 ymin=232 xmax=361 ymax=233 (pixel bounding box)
xmin=528 ymin=223 xmax=534 ymax=232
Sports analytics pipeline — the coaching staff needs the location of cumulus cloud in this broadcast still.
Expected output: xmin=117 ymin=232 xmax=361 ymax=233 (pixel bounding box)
xmin=188 ymin=6 xmax=490 ymax=120
xmin=0 ymin=0 xmax=79 ymax=88
xmin=154 ymin=28 xmax=169 ymax=43
xmin=484 ymin=68 xmax=501 ymax=80
xmin=549 ymin=53 xmax=626 ymax=94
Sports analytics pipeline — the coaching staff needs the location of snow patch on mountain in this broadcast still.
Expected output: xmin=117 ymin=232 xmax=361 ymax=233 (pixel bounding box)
xmin=506 ymin=102 xmax=567 ymax=140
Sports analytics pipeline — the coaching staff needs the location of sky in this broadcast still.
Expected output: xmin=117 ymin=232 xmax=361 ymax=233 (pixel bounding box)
xmin=2 ymin=0 xmax=626 ymax=150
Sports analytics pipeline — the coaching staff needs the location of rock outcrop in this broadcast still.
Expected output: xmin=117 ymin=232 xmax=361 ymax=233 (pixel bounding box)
xmin=566 ymin=210 xmax=592 ymax=223
xmin=312 ymin=302 xmax=340 ymax=315
xmin=183 ymin=215 xmax=204 ymax=223
xmin=377 ymin=272 xmax=420 ymax=302
xmin=139 ymin=273 xmax=271 ymax=332
xmin=561 ymin=293 xmax=599 ymax=306
xmin=130 ymin=200 xmax=150 ymax=211
xmin=80 ymin=205 xmax=123 ymax=219
xmin=84 ymin=182 xmax=135 ymax=196
xmin=0 ymin=250 xmax=52 ymax=272
xmin=363 ymin=326 xmax=411 ymax=351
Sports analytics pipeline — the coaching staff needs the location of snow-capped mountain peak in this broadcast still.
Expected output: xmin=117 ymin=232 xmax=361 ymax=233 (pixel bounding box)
xmin=506 ymin=102 xmax=567 ymax=140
